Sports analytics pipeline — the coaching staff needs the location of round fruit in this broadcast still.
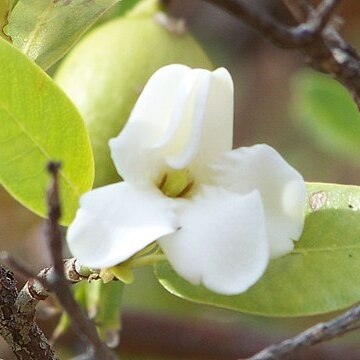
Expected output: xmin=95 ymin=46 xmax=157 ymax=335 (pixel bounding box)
xmin=55 ymin=0 xmax=213 ymax=187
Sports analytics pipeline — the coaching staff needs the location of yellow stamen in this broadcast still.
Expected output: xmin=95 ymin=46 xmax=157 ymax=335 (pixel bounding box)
xmin=159 ymin=169 xmax=193 ymax=198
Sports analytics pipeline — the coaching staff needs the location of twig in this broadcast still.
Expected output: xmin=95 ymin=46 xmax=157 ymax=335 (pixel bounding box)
xmin=314 ymin=0 xmax=341 ymax=33
xmin=45 ymin=162 xmax=115 ymax=360
xmin=51 ymin=310 xmax=356 ymax=360
xmin=0 ymin=253 xmax=93 ymax=318
xmin=46 ymin=162 xmax=65 ymax=278
xmin=201 ymin=0 xmax=298 ymax=48
xmin=203 ymin=0 xmax=360 ymax=109
xmin=0 ymin=251 xmax=43 ymax=282
xmin=246 ymin=302 xmax=360 ymax=359
xmin=282 ymin=0 xmax=311 ymax=22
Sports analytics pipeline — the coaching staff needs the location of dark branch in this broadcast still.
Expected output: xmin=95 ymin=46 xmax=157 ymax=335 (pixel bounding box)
xmin=1 ymin=254 xmax=93 ymax=316
xmin=312 ymin=0 xmax=342 ymax=35
xmin=0 ymin=251 xmax=41 ymax=282
xmin=247 ymin=302 xmax=360 ymax=359
xmin=44 ymin=162 xmax=115 ymax=360
xmin=0 ymin=265 xmax=58 ymax=360
xmin=46 ymin=162 xmax=64 ymax=278
xmin=282 ymin=0 xmax=311 ymax=22
xmin=202 ymin=0 xmax=298 ymax=48
xmin=204 ymin=0 xmax=360 ymax=109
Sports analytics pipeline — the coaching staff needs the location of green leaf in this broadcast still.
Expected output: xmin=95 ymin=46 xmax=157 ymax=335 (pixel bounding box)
xmin=0 ymin=38 xmax=93 ymax=224
xmin=52 ymin=281 xmax=88 ymax=341
xmin=0 ymin=0 xmax=16 ymax=41
xmin=54 ymin=280 xmax=123 ymax=345
xmin=113 ymin=0 xmax=141 ymax=17
xmin=291 ymin=70 xmax=360 ymax=163
xmin=7 ymin=0 xmax=121 ymax=69
xmin=155 ymin=182 xmax=360 ymax=316
xmin=86 ymin=281 xmax=124 ymax=348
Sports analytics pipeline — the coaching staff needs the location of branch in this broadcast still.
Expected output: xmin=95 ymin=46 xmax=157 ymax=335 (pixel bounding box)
xmin=282 ymin=0 xmax=311 ymax=22
xmin=0 ymin=265 xmax=58 ymax=360
xmin=1 ymin=254 xmax=94 ymax=319
xmin=311 ymin=0 xmax=341 ymax=34
xmin=203 ymin=0 xmax=360 ymax=109
xmin=201 ymin=0 xmax=298 ymax=48
xmin=43 ymin=162 xmax=115 ymax=360
xmin=246 ymin=302 xmax=360 ymax=359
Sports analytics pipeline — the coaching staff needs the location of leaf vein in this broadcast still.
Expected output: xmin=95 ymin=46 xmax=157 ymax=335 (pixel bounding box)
xmin=0 ymin=100 xmax=79 ymax=195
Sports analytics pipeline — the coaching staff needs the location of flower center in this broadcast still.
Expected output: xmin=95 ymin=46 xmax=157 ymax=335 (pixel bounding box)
xmin=158 ymin=169 xmax=193 ymax=198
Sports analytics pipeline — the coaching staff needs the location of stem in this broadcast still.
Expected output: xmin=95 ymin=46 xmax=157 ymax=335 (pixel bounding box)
xmin=203 ymin=0 xmax=360 ymax=109
xmin=247 ymin=302 xmax=360 ymax=359
xmin=45 ymin=162 xmax=116 ymax=360
xmin=129 ymin=254 xmax=166 ymax=268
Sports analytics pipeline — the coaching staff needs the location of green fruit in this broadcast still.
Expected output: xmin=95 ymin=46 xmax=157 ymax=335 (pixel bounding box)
xmin=55 ymin=0 xmax=213 ymax=187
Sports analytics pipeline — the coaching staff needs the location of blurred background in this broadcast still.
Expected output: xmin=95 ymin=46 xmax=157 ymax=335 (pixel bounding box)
xmin=1 ymin=0 xmax=360 ymax=358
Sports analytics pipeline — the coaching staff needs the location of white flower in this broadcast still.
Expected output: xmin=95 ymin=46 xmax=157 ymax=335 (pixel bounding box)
xmin=67 ymin=64 xmax=306 ymax=295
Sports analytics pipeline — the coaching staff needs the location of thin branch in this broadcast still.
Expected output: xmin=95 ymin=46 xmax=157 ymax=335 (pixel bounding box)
xmin=204 ymin=0 xmax=360 ymax=109
xmin=0 ymin=251 xmax=42 ymax=282
xmin=45 ymin=162 xmax=115 ymax=360
xmin=246 ymin=302 xmax=360 ymax=359
xmin=312 ymin=0 xmax=342 ymax=34
xmin=202 ymin=0 xmax=298 ymax=48
xmin=1 ymin=254 xmax=93 ymax=319
xmin=282 ymin=0 xmax=311 ymax=22
xmin=46 ymin=162 xmax=65 ymax=277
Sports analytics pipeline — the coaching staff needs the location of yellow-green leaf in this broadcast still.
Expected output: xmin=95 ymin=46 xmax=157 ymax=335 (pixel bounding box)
xmin=291 ymin=70 xmax=360 ymax=163
xmin=7 ymin=0 xmax=121 ymax=69
xmin=86 ymin=280 xmax=123 ymax=348
xmin=155 ymin=182 xmax=360 ymax=316
xmin=0 ymin=38 xmax=93 ymax=224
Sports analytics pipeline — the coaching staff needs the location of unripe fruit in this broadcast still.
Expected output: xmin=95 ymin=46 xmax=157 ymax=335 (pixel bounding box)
xmin=55 ymin=0 xmax=213 ymax=187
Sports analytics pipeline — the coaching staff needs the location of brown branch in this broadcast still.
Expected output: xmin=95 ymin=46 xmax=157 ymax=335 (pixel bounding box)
xmin=0 ymin=265 xmax=58 ymax=359
xmin=203 ymin=0 xmax=360 ymax=109
xmin=246 ymin=302 xmax=360 ymax=359
xmin=201 ymin=0 xmax=298 ymax=48
xmin=50 ymin=310 xmax=356 ymax=360
xmin=0 ymin=254 xmax=93 ymax=317
xmin=282 ymin=0 xmax=311 ymax=22
xmin=44 ymin=162 xmax=115 ymax=360
xmin=307 ymin=0 xmax=342 ymax=35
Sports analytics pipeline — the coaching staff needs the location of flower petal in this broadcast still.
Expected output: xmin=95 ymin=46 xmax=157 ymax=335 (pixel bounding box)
xmin=160 ymin=67 xmax=233 ymax=171
xmin=110 ymin=120 xmax=164 ymax=186
xmin=67 ymin=182 xmax=179 ymax=269
xmin=109 ymin=64 xmax=191 ymax=185
xmin=213 ymin=144 xmax=306 ymax=258
xmin=187 ymin=67 xmax=234 ymax=181
xmin=109 ymin=65 xmax=234 ymax=185
xmin=158 ymin=186 xmax=269 ymax=295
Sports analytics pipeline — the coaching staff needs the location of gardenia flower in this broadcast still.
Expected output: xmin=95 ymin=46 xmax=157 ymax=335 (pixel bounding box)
xmin=67 ymin=64 xmax=306 ymax=295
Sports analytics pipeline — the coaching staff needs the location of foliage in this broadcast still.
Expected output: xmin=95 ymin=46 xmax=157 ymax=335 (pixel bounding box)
xmin=155 ymin=183 xmax=360 ymax=316
xmin=6 ymin=0 xmax=121 ymax=69
xmin=291 ymin=70 xmax=360 ymax=165
xmin=0 ymin=38 xmax=93 ymax=224
xmin=55 ymin=0 xmax=212 ymax=186
xmin=2 ymin=0 xmax=360 ymax=358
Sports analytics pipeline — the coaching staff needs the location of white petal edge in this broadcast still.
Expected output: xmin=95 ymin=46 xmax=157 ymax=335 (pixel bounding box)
xmin=67 ymin=182 xmax=179 ymax=269
xmin=163 ymin=67 xmax=234 ymax=173
xmin=110 ymin=66 xmax=234 ymax=185
xmin=158 ymin=186 xmax=269 ymax=295
xmin=110 ymin=121 xmax=164 ymax=186
xmin=190 ymin=67 xmax=234 ymax=177
xmin=213 ymin=144 xmax=306 ymax=258
xmin=125 ymin=64 xmax=191 ymax=131
xmin=109 ymin=64 xmax=192 ymax=184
